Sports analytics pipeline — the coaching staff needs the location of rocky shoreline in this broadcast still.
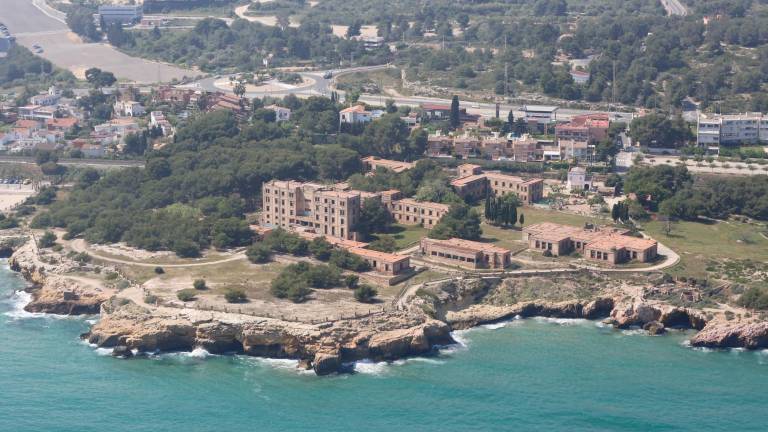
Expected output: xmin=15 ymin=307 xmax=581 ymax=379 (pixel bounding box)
xmin=7 ymin=236 xmax=768 ymax=375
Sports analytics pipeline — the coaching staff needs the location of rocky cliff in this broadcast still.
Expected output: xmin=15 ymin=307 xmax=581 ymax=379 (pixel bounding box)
xmin=84 ymin=298 xmax=454 ymax=376
xmin=9 ymin=239 xmax=112 ymax=315
xmin=689 ymin=322 xmax=768 ymax=349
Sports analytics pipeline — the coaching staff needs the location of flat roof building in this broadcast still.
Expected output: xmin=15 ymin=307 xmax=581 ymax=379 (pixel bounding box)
xmin=387 ymin=198 xmax=450 ymax=229
xmin=420 ymin=237 xmax=511 ymax=270
xmin=261 ymin=180 xmax=361 ymax=241
xmin=362 ymin=156 xmax=415 ymax=173
xmin=98 ymin=4 xmax=143 ymax=25
xmin=451 ymin=166 xmax=544 ymax=204
xmin=523 ymin=222 xmax=658 ymax=265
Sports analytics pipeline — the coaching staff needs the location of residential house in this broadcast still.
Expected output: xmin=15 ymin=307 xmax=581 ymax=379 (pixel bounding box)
xmin=340 ymin=105 xmax=374 ymax=124
xmin=265 ymin=104 xmax=291 ymax=122
xmin=386 ymin=198 xmax=449 ymax=229
xmin=114 ymin=100 xmax=145 ymax=117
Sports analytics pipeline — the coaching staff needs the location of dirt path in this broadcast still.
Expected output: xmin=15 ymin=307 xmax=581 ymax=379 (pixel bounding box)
xmin=69 ymin=239 xmax=247 ymax=268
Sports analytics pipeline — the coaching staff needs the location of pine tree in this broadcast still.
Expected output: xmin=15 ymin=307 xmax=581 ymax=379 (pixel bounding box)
xmin=450 ymin=95 xmax=460 ymax=129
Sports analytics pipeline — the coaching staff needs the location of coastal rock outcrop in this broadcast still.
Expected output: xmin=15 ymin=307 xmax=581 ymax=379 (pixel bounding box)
xmin=689 ymin=322 xmax=768 ymax=349
xmin=23 ymin=276 xmax=112 ymax=315
xmin=83 ymin=299 xmax=454 ymax=375
xmin=446 ymin=297 xmax=616 ymax=330
xmin=607 ymin=303 xmax=706 ymax=331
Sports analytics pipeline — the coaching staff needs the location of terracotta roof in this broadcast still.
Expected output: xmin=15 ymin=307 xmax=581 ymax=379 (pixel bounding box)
xmin=340 ymin=104 xmax=368 ymax=114
xmin=46 ymin=117 xmax=78 ymax=128
xmin=349 ymin=247 xmax=409 ymax=264
xmin=451 ymin=174 xmax=487 ymax=187
xmin=421 ymin=103 xmax=451 ymax=111
xmin=393 ymin=198 xmax=450 ymax=212
xmin=422 ymin=237 xmax=511 ymax=255
xmin=15 ymin=120 xmax=41 ymax=128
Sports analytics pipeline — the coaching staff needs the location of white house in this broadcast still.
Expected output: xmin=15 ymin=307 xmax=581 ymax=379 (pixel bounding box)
xmin=265 ymin=105 xmax=291 ymax=122
xmin=567 ymin=166 xmax=591 ymax=192
xmin=340 ymin=105 xmax=373 ymax=124
xmin=114 ymin=100 xmax=146 ymax=117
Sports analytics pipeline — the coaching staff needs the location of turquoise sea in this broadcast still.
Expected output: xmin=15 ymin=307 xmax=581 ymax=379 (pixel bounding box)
xmin=1 ymin=263 xmax=767 ymax=432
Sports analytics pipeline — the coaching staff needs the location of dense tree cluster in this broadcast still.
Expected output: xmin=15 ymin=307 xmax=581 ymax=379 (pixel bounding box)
xmin=659 ymin=176 xmax=768 ymax=221
xmin=624 ymin=165 xmax=692 ymax=210
xmin=118 ymin=18 xmax=388 ymax=71
xmin=429 ymin=204 xmax=482 ymax=240
xmin=484 ymin=193 xmax=520 ymax=226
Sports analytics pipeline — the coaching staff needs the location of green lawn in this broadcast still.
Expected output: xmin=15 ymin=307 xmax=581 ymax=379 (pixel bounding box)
xmin=372 ymin=224 xmax=429 ymax=250
xmin=476 ymin=206 xmax=603 ymax=252
xmin=642 ymin=219 xmax=768 ymax=279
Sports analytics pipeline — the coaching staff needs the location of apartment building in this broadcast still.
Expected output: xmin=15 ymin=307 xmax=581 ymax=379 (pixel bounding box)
xmin=261 ymin=180 xmax=361 ymax=241
xmin=555 ymin=113 xmax=610 ymax=144
xmin=420 ymin=237 xmax=511 ymax=270
xmin=386 ymin=198 xmax=450 ymax=229
xmin=523 ymin=222 xmax=658 ymax=265
xmin=696 ymin=112 xmax=768 ymax=146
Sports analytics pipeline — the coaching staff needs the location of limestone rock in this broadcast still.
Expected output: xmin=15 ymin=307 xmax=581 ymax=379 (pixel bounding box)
xmin=313 ymin=351 xmax=341 ymax=376
xmin=111 ymin=345 xmax=133 ymax=358
xmin=690 ymin=322 xmax=768 ymax=349
xmin=643 ymin=321 xmax=666 ymax=335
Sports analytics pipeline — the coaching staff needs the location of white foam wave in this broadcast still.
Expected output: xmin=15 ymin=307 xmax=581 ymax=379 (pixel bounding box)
xmin=353 ymin=359 xmax=390 ymax=376
xmin=482 ymin=322 xmax=508 ymax=330
xmin=620 ymin=328 xmax=648 ymax=336
xmin=2 ymin=290 xmax=92 ymax=321
xmin=94 ymin=347 xmax=113 ymax=356
xmin=759 ymin=349 xmax=768 ymax=356
xmin=187 ymin=347 xmax=213 ymax=358
xmin=533 ymin=317 xmax=589 ymax=326
xmin=398 ymin=357 xmax=445 ymax=365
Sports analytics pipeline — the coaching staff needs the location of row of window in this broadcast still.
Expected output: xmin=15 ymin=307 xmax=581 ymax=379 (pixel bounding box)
xmin=429 ymin=250 xmax=476 ymax=264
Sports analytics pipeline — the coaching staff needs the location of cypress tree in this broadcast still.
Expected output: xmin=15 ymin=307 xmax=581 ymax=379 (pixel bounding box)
xmin=519 ymin=213 xmax=525 ymax=227
xmin=450 ymin=95 xmax=460 ymax=129
xmin=611 ymin=203 xmax=619 ymax=221
xmin=510 ymin=205 xmax=517 ymax=227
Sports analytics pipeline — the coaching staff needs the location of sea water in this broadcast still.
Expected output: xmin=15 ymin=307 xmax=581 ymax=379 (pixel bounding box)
xmin=1 ymin=263 xmax=767 ymax=432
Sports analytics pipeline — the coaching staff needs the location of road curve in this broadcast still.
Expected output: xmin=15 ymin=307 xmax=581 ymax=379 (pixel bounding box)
xmin=1 ymin=0 xmax=193 ymax=83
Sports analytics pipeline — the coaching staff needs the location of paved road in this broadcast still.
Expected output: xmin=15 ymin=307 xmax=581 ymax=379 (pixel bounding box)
xmin=660 ymin=0 xmax=688 ymax=16
xmin=0 ymin=0 xmax=193 ymax=83
xmin=70 ymin=239 xmax=247 ymax=268
xmin=0 ymin=156 xmax=144 ymax=168
xmin=191 ymin=65 xmax=637 ymax=123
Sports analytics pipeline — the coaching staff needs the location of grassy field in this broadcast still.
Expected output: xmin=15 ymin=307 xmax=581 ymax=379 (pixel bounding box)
xmin=642 ymin=219 xmax=768 ymax=279
xmin=477 ymin=206 xmax=600 ymax=251
xmin=372 ymin=224 xmax=429 ymax=250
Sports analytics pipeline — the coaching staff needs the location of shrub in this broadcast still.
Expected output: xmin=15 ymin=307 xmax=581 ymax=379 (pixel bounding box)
xmin=224 ymin=288 xmax=247 ymax=303
xmin=193 ymin=279 xmax=207 ymax=290
xmin=177 ymin=289 xmax=197 ymax=302
xmin=52 ymin=244 xmax=63 ymax=252
xmin=308 ymin=237 xmax=332 ymax=261
xmin=329 ymin=249 xmax=371 ymax=272
xmin=38 ymin=231 xmax=57 ymax=248
xmin=105 ymin=272 xmax=119 ymax=281
xmin=246 ymin=243 xmax=272 ymax=263
xmin=144 ymin=294 xmax=158 ymax=304
xmin=344 ymin=274 xmax=360 ymax=289
xmin=739 ymin=286 xmax=768 ymax=310
xmin=543 ymin=250 xmax=552 ymax=257
xmin=354 ymin=284 xmax=378 ymax=303
xmin=154 ymin=266 xmax=165 ymax=274
xmin=73 ymin=252 xmax=91 ymax=263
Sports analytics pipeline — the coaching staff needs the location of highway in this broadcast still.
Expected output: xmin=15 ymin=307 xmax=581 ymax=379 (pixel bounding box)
xmin=660 ymin=0 xmax=688 ymax=16
xmin=0 ymin=156 xmax=144 ymax=168
xmin=0 ymin=0 xmax=193 ymax=82
xmin=189 ymin=66 xmax=636 ymax=123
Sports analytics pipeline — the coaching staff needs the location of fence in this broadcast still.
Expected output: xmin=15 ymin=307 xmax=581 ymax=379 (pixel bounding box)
xmin=146 ymin=287 xmax=392 ymax=323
